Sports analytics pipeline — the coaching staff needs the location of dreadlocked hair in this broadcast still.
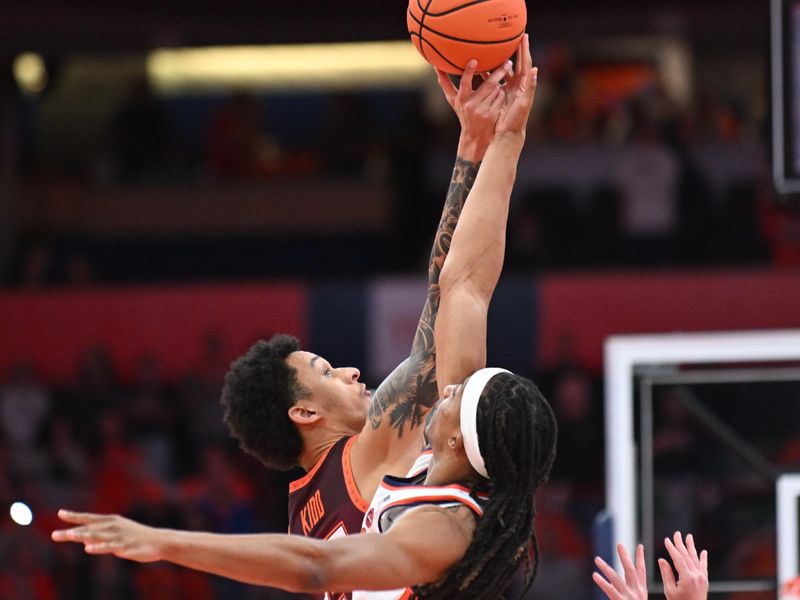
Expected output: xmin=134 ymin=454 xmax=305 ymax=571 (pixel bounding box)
xmin=413 ymin=373 xmax=558 ymax=600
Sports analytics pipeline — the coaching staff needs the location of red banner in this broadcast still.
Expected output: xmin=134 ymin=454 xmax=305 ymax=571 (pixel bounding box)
xmin=538 ymin=270 xmax=800 ymax=371
xmin=0 ymin=283 xmax=307 ymax=383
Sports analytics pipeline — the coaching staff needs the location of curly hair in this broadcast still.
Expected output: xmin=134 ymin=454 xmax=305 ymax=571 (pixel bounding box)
xmin=220 ymin=334 xmax=310 ymax=470
xmin=414 ymin=373 xmax=558 ymax=600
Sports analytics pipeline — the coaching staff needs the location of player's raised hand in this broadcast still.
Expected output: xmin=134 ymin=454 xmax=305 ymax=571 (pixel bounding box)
xmin=52 ymin=509 xmax=165 ymax=563
xmin=435 ymin=58 xmax=511 ymax=154
xmin=495 ymin=33 xmax=538 ymax=137
xmin=593 ymin=543 xmax=648 ymax=600
xmin=659 ymin=532 xmax=709 ymax=600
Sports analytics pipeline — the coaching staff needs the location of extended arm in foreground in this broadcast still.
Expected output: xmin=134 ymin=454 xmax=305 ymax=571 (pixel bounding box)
xmin=52 ymin=506 xmax=471 ymax=594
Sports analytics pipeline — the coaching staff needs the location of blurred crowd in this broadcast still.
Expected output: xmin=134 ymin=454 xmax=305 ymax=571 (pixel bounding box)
xmin=3 ymin=44 xmax=800 ymax=600
xmin=6 ymin=49 xmax=800 ymax=287
xmin=0 ymin=335 xmax=609 ymax=600
xmin=0 ymin=339 xmax=298 ymax=600
xmin=642 ymin=379 xmax=800 ymax=600
xmin=2 ymin=339 xmax=800 ymax=598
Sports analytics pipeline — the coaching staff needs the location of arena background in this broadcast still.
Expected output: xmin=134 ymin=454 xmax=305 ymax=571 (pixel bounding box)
xmin=1 ymin=1 xmax=799 ymax=598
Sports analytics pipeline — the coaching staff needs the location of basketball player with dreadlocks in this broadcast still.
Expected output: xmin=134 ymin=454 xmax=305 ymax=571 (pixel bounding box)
xmin=211 ymin=46 xmax=521 ymax=596
xmin=52 ymin=52 xmax=520 ymax=599
xmin=53 ymin=35 xmax=558 ymax=600
xmin=135 ymin=39 xmax=514 ymax=600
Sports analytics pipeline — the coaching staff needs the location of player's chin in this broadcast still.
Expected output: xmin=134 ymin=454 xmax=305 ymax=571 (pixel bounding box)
xmin=355 ymin=403 xmax=369 ymax=425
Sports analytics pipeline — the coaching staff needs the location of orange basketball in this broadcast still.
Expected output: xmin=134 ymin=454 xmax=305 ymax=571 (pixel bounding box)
xmin=407 ymin=0 xmax=527 ymax=75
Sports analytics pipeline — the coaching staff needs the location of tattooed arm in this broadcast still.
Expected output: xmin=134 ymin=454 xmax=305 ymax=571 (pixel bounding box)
xmin=355 ymin=61 xmax=515 ymax=461
xmin=435 ymin=35 xmax=537 ymax=394
xmin=364 ymin=155 xmax=479 ymax=436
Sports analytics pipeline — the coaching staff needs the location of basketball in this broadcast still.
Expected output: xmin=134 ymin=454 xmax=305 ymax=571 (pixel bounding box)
xmin=407 ymin=0 xmax=527 ymax=75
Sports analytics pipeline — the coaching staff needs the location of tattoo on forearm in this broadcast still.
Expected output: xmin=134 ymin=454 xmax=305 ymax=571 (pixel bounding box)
xmin=428 ymin=156 xmax=481 ymax=288
xmin=368 ymin=157 xmax=481 ymax=435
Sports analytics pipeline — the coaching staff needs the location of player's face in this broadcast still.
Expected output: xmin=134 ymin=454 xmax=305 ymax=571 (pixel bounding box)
xmin=426 ymin=377 xmax=470 ymax=458
xmin=287 ymin=351 xmax=371 ymax=434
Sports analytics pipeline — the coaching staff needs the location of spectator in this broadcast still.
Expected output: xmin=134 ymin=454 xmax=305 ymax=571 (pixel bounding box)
xmin=0 ymin=526 xmax=58 ymax=600
xmin=85 ymin=555 xmax=135 ymax=600
xmin=653 ymin=390 xmax=707 ymax=543
xmin=107 ymin=76 xmax=172 ymax=183
xmin=761 ymin=200 xmax=800 ymax=268
xmin=533 ymin=484 xmax=593 ymax=600
xmin=178 ymin=445 xmax=258 ymax=599
xmin=41 ymin=417 xmax=90 ymax=510
xmin=126 ymin=355 xmax=175 ymax=480
xmin=316 ymin=93 xmax=374 ymax=176
xmin=63 ymin=255 xmax=94 ymax=287
xmin=177 ymin=332 xmax=230 ymax=446
xmin=612 ymin=100 xmax=680 ymax=264
xmin=0 ymin=362 xmax=51 ymax=477
xmin=59 ymin=346 xmax=121 ymax=450
xmin=18 ymin=242 xmax=54 ymax=289
xmin=206 ymin=91 xmax=284 ymax=179
xmin=178 ymin=445 xmax=257 ymax=535
xmin=91 ymin=410 xmax=143 ymax=515
xmin=550 ymin=367 xmax=603 ymax=485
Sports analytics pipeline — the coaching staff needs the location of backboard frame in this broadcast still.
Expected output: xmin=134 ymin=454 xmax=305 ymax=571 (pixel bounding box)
xmin=604 ymin=329 xmax=800 ymax=575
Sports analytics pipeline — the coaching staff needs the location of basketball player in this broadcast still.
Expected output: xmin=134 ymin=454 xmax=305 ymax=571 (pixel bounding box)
xmin=593 ymin=532 xmax=709 ymax=600
xmin=218 ymin=54 xmax=520 ymax=577
xmin=53 ymin=36 xmax=556 ymax=600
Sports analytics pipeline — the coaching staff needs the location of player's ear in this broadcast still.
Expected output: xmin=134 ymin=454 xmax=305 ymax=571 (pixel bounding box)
xmin=288 ymin=405 xmax=322 ymax=426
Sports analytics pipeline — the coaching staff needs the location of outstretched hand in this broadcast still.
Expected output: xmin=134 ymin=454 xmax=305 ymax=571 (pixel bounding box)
xmin=659 ymin=532 xmax=709 ymax=600
xmin=52 ymin=509 xmax=165 ymax=563
xmin=435 ymin=58 xmax=512 ymax=155
xmin=593 ymin=533 xmax=709 ymax=600
xmin=495 ymin=33 xmax=538 ymax=137
xmin=593 ymin=543 xmax=648 ymax=600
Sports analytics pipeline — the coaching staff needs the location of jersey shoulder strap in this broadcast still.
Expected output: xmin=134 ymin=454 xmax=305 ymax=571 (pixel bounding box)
xmin=374 ymin=476 xmax=483 ymax=534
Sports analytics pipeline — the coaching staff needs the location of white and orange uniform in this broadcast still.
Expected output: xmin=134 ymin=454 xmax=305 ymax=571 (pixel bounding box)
xmin=352 ymin=450 xmax=484 ymax=600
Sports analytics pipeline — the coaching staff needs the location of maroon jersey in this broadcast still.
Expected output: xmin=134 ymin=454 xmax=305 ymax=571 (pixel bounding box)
xmin=288 ymin=435 xmax=370 ymax=600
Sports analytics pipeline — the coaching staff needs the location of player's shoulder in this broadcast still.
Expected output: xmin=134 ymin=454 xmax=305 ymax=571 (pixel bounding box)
xmin=289 ymin=435 xmax=350 ymax=494
xmin=386 ymin=502 xmax=477 ymax=562
xmin=395 ymin=501 xmax=478 ymax=536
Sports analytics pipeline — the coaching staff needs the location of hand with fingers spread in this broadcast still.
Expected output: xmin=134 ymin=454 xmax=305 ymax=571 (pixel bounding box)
xmin=593 ymin=543 xmax=648 ymax=600
xmin=659 ymin=532 xmax=709 ymax=600
xmin=495 ymin=33 xmax=538 ymax=137
xmin=52 ymin=509 xmax=166 ymax=563
xmin=435 ymin=58 xmax=513 ymax=160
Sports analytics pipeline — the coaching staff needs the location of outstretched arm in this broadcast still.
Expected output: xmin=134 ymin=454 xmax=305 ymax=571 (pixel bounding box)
xmin=52 ymin=506 xmax=470 ymax=594
xmin=362 ymin=61 xmax=513 ymax=448
xmin=435 ymin=34 xmax=538 ymax=392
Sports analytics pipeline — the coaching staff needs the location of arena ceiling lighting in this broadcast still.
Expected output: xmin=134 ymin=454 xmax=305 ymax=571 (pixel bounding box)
xmin=147 ymin=41 xmax=431 ymax=94
xmin=12 ymin=52 xmax=48 ymax=95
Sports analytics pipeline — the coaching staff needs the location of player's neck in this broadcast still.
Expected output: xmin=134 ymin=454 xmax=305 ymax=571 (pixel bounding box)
xmin=297 ymin=435 xmax=340 ymax=472
xmin=424 ymin=460 xmax=475 ymax=488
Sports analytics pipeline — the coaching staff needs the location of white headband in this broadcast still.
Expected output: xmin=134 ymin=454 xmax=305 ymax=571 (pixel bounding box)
xmin=460 ymin=367 xmax=511 ymax=479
